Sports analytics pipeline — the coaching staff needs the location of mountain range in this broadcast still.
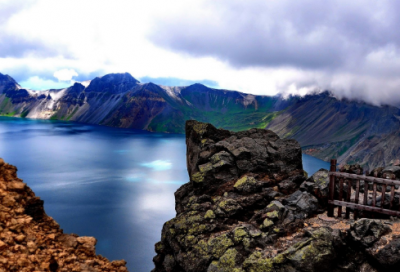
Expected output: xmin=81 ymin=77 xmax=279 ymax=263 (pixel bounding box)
xmin=1 ymin=72 xmax=399 ymax=170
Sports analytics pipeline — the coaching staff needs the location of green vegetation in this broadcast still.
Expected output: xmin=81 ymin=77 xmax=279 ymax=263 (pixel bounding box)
xmin=66 ymin=107 xmax=79 ymax=121
xmin=20 ymin=110 xmax=30 ymax=118
xmin=50 ymin=114 xmax=59 ymax=120
xmin=0 ymin=111 xmax=16 ymax=117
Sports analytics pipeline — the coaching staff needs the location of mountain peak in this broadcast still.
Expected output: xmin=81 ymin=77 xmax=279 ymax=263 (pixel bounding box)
xmin=0 ymin=73 xmax=18 ymax=86
xmin=85 ymin=73 xmax=140 ymax=94
xmin=99 ymin=72 xmax=139 ymax=83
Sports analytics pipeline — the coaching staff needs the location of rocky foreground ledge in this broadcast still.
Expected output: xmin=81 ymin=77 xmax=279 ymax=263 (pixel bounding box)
xmin=153 ymin=120 xmax=400 ymax=272
xmin=0 ymin=159 xmax=129 ymax=272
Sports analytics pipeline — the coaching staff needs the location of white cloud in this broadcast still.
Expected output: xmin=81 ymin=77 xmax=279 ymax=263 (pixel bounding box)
xmin=53 ymin=68 xmax=78 ymax=82
xmin=19 ymin=76 xmax=71 ymax=90
xmin=1 ymin=0 xmax=400 ymax=106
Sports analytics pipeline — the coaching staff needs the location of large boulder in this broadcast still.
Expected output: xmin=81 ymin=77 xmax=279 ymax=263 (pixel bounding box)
xmin=185 ymin=120 xmax=303 ymax=194
xmin=349 ymin=219 xmax=391 ymax=248
xmin=371 ymin=238 xmax=400 ymax=269
xmin=382 ymin=166 xmax=400 ymax=179
xmin=243 ymin=227 xmax=336 ymax=272
xmin=153 ymin=121 xmax=400 ymax=272
xmin=153 ymin=121 xmax=309 ymax=272
xmin=300 ymin=169 xmax=329 ymax=205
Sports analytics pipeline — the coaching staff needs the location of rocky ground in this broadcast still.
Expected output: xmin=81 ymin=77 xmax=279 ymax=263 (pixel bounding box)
xmin=0 ymin=158 xmax=129 ymax=272
xmin=153 ymin=120 xmax=400 ymax=272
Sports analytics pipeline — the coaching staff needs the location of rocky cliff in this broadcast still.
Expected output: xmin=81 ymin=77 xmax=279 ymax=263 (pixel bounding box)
xmin=1 ymin=72 xmax=400 ymax=169
xmin=0 ymin=158 xmax=129 ymax=272
xmin=152 ymin=121 xmax=400 ymax=272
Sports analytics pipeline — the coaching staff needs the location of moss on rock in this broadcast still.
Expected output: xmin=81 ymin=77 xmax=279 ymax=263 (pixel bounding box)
xmin=204 ymin=210 xmax=216 ymax=219
xmin=192 ymin=172 xmax=205 ymax=183
xmin=243 ymin=251 xmax=274 ymax=272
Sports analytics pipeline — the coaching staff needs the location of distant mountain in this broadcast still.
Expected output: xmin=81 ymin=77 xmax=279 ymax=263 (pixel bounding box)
xmin=0 ymin=72 xmax=399 ymax=170
xmin=265 ymin=92 xmax=400 ymax=170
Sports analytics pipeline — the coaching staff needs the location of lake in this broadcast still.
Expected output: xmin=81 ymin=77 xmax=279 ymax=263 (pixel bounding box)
xmin=0 ymin=117 xmax=329 ymax=272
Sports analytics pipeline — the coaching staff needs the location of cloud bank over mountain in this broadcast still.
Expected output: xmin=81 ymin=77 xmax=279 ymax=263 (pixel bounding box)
xmin=149 ymin=0 xmax=400 ymax=105
xmin=1 ymin=0 xmax=400 ymax=105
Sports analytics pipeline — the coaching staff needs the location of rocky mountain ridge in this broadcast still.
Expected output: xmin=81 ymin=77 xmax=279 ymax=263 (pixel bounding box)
xmin=153 ymin=121 xmax=400 ymax=272
xmin=1 ymin=72 xmax=400 ymax=169
xmin=0 ymin=158 xmax=129 ymax=272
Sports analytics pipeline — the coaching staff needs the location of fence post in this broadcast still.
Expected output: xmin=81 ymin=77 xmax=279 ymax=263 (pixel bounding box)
xmin=328 ymin=159 xmax=337 ymax=217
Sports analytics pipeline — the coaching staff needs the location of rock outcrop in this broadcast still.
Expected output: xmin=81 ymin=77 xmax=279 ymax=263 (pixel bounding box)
xmin=153 ymin=121 xmax=400 ymax=272
xmin=0 ymin=158 xmax=129 ymax=272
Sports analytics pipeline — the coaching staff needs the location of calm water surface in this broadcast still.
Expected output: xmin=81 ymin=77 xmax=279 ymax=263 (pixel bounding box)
xmin=0 ymin=117 xmax=328 ymax=272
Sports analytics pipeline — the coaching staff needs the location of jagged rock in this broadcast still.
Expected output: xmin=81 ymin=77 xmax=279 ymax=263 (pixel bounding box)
xmin=242 ymin=228 xmax=336 ymax=272
xmin=369 ymin=167 xmax=384 ymax=178
xmin=234 ymin=175 xmax=257 ymax=194
xmin=153 ymin=121 xmax=309 ymax=272
xmin=382 ymin=166 xmax=400 ymax=180
xmin=302 ymin=168 xmax=329 ymax=204
xmin=349 ymin=219 xmax=391 ymax=247
xmin=153 ymin=121 xmax=400 ymax=272
xmin=185 ymin=120 xmax=302 ymax=194
xmin=340 ymin=164 xmax=363 ymax=174
xmin=371 ymin=237 xmax=400 ymax=269
xmin=282 ymin=190 xmax=319 ymax=217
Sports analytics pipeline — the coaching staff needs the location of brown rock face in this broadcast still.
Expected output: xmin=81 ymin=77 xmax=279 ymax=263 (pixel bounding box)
xmin=0 ymin=158 xmax=129 ymax=272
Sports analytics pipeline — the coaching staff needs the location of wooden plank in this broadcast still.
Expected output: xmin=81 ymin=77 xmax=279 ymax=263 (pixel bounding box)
xmin=364 ymin=181 xmax=368 ymax=206
xmin=381 ymin=184 xmax=387 ymax=208
xmin=327 ymin=159 xmax=337 ymax=217
xmin=338 ymin=178 xmax=344 ymax=218
xmin=354 ymin=179 xmax=360 ymax=220
xmin=329 ymin=200 xmax=400 ymax=217
xmin=345 ymin=179 xmax=351 ymax=219
xmin=372 ymin=183 xmax=377 ymax=207
xmin=390 ymin=185 xmax=395 ymax=209
xmin=329 ymin=172 xmax=400 ymax=186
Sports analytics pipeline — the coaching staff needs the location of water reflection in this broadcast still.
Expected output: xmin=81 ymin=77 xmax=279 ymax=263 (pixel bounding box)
xmin=141 ymin=160 xmax=172 ymax=171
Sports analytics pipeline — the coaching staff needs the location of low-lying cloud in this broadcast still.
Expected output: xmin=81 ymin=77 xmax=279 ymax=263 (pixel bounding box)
xmin=148 ymin=0 xmax=400 ymax=106
xmin=53 ymin=69 xmax=78 ymax=82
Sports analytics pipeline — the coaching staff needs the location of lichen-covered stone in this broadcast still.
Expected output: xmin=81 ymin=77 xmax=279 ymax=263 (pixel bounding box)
xmin=192 ymin=171 xmax=205 ymax=183
xmin=262 ymin=219 xmax=274 ymax=229
xmin=185 ymin=120 xmax=302 ymax=192
xmin=152 ymin=121 xmax=400 ymax=272
xmin=204 ymin=210 xmax=216 ymax=219
xmin=266 ymin=210 xmax=279 ymax=219
xmin=234 ymin=175 xmax=257 ymax=194
xmin=218 ymin=199 xmax=242 ymax=216
xmin=243 ymin=251 xmax=274 ymax=272
xmin=233 ymin=227 xmax=249 ymax=243
xmin=350 ymin=218 xmax=391 ymax=247
xmin=207 ymin=248 xmax=243 ymax=272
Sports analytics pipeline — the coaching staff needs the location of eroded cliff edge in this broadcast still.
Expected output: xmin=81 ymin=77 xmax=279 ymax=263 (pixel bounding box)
xmin=0 ymin=158 xmax=129 ymax=272
xmin=153 ymin=120 xmax=400 ymax=272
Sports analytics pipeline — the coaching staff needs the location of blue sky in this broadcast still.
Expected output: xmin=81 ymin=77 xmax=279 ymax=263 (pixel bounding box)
xmin=1 ymin=0 xmax=400 ymax=105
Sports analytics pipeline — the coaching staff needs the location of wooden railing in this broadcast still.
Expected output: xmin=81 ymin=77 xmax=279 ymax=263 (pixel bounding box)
xmin=327 ymin=159 xmax=400 ymax=219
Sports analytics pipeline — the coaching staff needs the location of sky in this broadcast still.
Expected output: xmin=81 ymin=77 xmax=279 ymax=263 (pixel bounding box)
xmin=1 ymin=0 xmax=400 ymax=106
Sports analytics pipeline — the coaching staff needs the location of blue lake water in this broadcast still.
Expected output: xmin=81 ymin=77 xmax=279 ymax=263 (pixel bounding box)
xmin=0 ymin=117 xmax=329 ymax=272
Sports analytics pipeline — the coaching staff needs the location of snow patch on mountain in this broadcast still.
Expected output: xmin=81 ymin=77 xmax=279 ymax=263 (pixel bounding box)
xmin=160 ymin=85 xmax=183 ymax=101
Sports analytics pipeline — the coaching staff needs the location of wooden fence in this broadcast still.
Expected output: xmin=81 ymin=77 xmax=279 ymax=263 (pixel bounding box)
xmin=327 ymin=159 xmax=400 ymax=219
